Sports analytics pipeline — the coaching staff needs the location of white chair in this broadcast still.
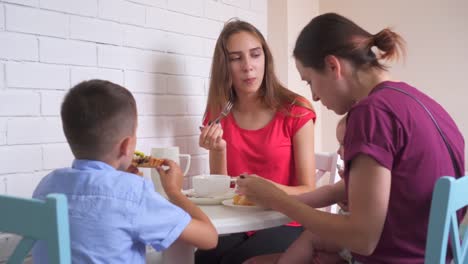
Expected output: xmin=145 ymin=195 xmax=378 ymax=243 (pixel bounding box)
xmin=315 ymin=152 xmax=342 ymax=213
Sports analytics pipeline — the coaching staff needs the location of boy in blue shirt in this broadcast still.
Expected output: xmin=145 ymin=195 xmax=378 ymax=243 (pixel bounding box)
xmin=32 ymin=80 xmax=217 ymax=263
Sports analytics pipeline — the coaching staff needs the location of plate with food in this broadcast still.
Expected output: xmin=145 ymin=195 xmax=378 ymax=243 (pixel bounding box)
xmin=182 ymin=189 xmax=236 ymax=205
xmin=222 ymin=194 xmax=265 ymax=210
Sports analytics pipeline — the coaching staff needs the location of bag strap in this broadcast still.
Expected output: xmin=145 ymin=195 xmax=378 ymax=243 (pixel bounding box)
xmin=379 ymin=85 xmax=461 ymax=177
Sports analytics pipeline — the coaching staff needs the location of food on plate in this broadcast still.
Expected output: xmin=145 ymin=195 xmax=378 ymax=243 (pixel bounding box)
xmin=131 ymin=150 xmax=164 ymax=168
xmin=232 ymin=194 xmax=255 ymax=206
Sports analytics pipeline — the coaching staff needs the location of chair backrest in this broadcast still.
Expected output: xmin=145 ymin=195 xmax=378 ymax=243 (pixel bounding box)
xmin=315 ymin=152 xmax=342 ymax=213
xmin=425 ymin=176 xmax=468 ymax=264
xmin=315 ymin=152 xmax=340 ymax=185
xmin=0 ymin=194 xmax=71 ymax=264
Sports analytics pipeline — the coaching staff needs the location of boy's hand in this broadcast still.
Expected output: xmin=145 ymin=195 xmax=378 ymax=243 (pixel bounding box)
xmin=156 ymin=159 xmax=184 ymax=195
xmin=126 ymin=165 xmax=143 ymax=177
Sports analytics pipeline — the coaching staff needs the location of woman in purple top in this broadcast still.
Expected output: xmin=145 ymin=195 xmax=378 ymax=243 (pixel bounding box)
xmin=237 ymin=13 xmax=465 ymax=264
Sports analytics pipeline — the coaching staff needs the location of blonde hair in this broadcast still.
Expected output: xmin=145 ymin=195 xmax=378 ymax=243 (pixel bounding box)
xmin=204 ymin=19 xmax=313 ymax=121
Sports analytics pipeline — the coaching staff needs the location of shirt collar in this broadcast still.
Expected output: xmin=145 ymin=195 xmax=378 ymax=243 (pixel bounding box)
xmin=72 ymin=159 xmax=117 ymax=171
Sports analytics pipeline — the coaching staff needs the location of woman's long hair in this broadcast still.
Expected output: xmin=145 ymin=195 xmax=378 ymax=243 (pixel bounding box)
xmin=204 ymin=19 xmax=313 ymax=122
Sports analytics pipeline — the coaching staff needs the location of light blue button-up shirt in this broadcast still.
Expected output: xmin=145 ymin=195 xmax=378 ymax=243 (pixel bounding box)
xmin=32 ymin=160 xmax=191 ymax=264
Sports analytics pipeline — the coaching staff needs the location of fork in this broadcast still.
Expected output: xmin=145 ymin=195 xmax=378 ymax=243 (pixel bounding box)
xmin=212 ymin=100 xmax=233 ymax=124
xmin=200 ymin=100 xmax=233 ymax=131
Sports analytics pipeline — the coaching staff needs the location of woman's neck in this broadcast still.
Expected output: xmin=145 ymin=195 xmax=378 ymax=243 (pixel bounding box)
xmin=352 ymin=69 xmax=391 ymax=101
xmin=234 ymin=92 xmax=268 ymax=113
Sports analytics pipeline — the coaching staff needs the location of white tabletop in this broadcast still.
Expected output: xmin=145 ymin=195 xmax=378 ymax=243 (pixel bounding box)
xmin=161 ymin=204 xmax=290 ymax=264
xmin=201 ymin=204 xmax=291 ymax=234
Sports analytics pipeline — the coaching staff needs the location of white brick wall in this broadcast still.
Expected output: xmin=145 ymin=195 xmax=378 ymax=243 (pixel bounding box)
xmin=0 ymin=118 xmax=7 ymax=145
xmin=6 ymin=5 xmax=68 ymax=37
xmin=98 ymin=0 xmax=146 ymax=26
xmin=0 ymin=90 xmax=40 ymax=116
xmin=7 ymin=117 xmax=65 ymax=144
xmin=39 ymin=0 xmax=98 ymax=17
xmin=0 ymin=64 xmax=4 ymax=89
xmin=40 ymin=91 xmax=66 ymax=116
xmin=39 ymin=37 xmax=97 ymax=66
xmin=168 ymin=0 xmax=204 ymax=17
xmin=0 ymin=145 xmax=42 ymax=174
xmin=123 ymin=25 xmax=166 ymax=51
xmin=70 ymin=16 xmax=123 ymax=45
xmin=42 ymin=143 xmax=73 ymax=169
xmin=6 ymin=62 xmax=69 ymax=89
xmin=3 ymin=0 xmax=38 ymax=7
xmin=167 ymin=76 xmax=205 ymax=95
xmin=205 ymin=0 xmax=236 ymax=22
xmin=0 ymin=0 xmax=266 ymax=260
xmin=0 ymin=32 xmax=38 ymax=61
xmin=71 ymin=67 xmax=124 ymax=86
xmin=222 ymin=0 xmax=250 ymax=9
xmin=124 ymin=71 xmax=166 ymax=94
xmin=0 ymin=5 xmax=5 ymax=30
xmin=167 ymin=33 xmax=204 ymax=56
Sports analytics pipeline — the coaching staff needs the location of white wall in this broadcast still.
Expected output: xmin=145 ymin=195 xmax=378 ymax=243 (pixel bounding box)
xmin=0 ymin=0 xmax=266 ymax=261
xmin=0 ymin=0 xmax=267 ymax=197
xmin=319 ymin=0 xmax=468 ymax=167
xmin=268 ymin=0 xmax=319 ymax=149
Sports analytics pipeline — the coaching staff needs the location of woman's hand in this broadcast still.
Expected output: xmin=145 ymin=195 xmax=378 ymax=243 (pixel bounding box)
xmin=236 ymin=174 xmax=288 ymax=209
xmin=199 ymin=122 xmax=226 ymax=151
xmin=156 ymin=159 xmax=184 ymax=195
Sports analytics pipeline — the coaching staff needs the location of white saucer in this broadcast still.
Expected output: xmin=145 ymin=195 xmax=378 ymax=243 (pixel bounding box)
xmin=221 ymin=198 xmax=265 ymax=210
xmin=181 ymin=189 xmax=235 ymax=205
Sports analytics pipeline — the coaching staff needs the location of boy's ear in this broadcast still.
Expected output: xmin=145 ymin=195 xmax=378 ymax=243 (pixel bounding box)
xmin=118 ymin=136 xmax=133 ymax=158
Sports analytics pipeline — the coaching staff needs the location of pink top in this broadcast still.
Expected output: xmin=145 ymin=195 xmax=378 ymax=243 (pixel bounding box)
xmin=204 ymin=103 xmax=315 ymax=227
xmin=220 ymin=104 xmax=315 ymax=185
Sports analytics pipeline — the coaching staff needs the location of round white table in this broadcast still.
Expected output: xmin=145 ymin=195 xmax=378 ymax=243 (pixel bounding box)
xmin=162 ymin=204 xmax=291 ymax=264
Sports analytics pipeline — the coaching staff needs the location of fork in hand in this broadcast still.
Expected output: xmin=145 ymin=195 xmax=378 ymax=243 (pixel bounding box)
xmin=200 ymin=101 xmax=233 ymax=131
xmin=212 ymin=100 xmax=233 ymax=124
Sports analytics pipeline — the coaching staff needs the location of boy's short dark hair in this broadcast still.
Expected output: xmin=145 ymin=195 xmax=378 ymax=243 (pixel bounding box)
xmin=61 ymin=80 xmax=137 ymax=159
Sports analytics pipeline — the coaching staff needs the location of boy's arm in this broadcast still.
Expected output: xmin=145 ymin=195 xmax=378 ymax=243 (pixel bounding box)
xmin=165 ymin=191 xmax=217 ymax=249
xmin=295 ymin=180 xmax=346 ymax=208
xmin=157 ymin=160 xmax=218 ymax=249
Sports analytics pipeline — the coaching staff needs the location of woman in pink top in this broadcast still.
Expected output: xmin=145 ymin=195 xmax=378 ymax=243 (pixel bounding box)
xmin=197 ymin=19 xmax=317 ymax=264
xmin=238 ymin=13 xmax=465 ymax=264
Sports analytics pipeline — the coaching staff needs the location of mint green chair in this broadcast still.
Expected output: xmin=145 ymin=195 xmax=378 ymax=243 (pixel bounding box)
xmin=0 ymin=194 xmax=71 ymax=264
xmin=425 ymin=176 xmax=468 ymax=264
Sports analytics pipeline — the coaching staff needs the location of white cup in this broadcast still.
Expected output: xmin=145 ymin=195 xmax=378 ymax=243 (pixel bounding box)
xmin=192 ymin=174 xmax=234 ymax=197
xmin=151 ymin=146 xmax=191 ymax=196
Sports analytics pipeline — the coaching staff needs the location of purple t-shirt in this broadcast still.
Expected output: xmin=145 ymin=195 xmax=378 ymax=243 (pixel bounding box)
xmin=344 ymin=81 xmax=465 ymax=263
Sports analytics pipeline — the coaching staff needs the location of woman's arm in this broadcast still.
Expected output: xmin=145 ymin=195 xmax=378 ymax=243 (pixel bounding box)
xmin=270 ymin=119 xmax=315 ymax=195
xmin=295 ymin=180 xmax=346 ymax=208
xmin=199 ymin=123 xmax=228 ymax=175
xmin=209 ymin=149 xmax=227 ymax=175
xmin=238 ymin=154 xmax=391 ymax=255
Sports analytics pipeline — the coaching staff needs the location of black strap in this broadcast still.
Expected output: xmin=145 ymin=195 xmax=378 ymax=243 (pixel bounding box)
xmin=379 ymin=86 xmax=461 ymax=177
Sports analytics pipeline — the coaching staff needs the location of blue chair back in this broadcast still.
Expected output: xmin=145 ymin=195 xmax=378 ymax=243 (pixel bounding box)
xmin=0 ymin=194 xmax=71 ymax=264
xmin=426 ymin=176 xmax=468 ymax=264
